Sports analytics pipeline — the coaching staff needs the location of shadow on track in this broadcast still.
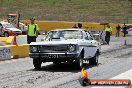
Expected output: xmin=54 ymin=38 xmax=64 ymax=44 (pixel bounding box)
xmin=28 ymin=62 xmax=101 ymax=73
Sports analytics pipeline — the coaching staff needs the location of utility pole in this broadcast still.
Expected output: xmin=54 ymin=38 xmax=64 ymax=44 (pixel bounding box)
xmin=16 ymin=11 xmax=20 ymax=28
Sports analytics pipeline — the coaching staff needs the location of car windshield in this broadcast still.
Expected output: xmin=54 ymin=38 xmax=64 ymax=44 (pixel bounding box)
xmin=45 ymin=30 xmax=83 ymax=41
xmin=3 ymin=23 xmax=15 ymax=28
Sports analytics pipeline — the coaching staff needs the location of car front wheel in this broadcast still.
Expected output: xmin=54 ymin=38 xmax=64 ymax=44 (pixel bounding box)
xmin=4 ymin=32 xmax=9 ymax=37
xmin=89 ymin=53 xmax=99 ymax=65
xmin=75 ymin=54 xmax=83 ymax=69
xmin=33 ymin=58 xmax=42 ymax=69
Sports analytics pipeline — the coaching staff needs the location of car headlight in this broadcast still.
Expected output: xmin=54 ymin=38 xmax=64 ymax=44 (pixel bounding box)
xmin=30 ymin=46 xmax=38 ymax=52
xmin=67 ymin=44 xmax=76 ymax=52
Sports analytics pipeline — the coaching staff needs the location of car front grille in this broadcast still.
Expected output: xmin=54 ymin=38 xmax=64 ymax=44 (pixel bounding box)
xmin=39 ymin=45 xmax=67 ymax=52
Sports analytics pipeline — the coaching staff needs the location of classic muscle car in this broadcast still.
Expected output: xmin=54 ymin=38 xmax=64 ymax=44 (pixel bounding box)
xmin=29 ymin=29 xmax=100 ymax=69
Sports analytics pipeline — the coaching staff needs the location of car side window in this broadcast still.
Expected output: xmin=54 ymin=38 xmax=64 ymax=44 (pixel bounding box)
xmin=86 ymin=32 xmax=94 ymax=40
xmin=84 ymin=32 xmax=89 ymax=40
xmin=85 ymin=36 xmax=89 ymax=40
xmin=89 ymin=36 xmax=94 ymax=40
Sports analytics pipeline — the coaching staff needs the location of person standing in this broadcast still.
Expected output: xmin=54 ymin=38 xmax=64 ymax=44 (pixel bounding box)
xmin=77 ymin=23 xmax=82 ymax=28
xmin=27 ymin=18 xmax=39 ymax=44
xmin=122 ymin=24 xmax=127 ymax=37
xmin=72 ymin=23 xmax=82 ymax=28
xmin=116 ymin=24 xmax=121 ymax=37
xmin=72 ymin=24 xmax=78 ymax=28
xmin=105 ymin=24 xmax=112 ymax=45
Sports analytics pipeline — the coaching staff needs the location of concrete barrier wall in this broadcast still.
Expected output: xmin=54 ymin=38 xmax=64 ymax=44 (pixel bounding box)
xmin=16 ymin=35 xmax=45 ymax=45
xmin=0 ymin=35 xmax=46 ymax=59
xmin=16 ymin=44 xmax=29 ymax=58
xmin=0 ymin=46 xmax=11 ymax=60
xmin=2 ymin=45 xmax=30 ymax=59
xmin=0 ymin=36 xmax=14 ymax=45
xmin=21 ymin=20 xmax=125 ymax=35
xmin=0 ymin=37 xmax=8 ymax=42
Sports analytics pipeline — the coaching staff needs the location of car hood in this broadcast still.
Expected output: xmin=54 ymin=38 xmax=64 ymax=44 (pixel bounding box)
xmin=30 ymin=39 xmax=84 ymax=45
xmin=7 ymin=28 xmax=22 ymax=32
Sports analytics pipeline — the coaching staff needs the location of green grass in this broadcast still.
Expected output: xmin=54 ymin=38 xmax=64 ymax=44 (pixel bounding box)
xmin=0 ymin=0 xmax=132 ymax=23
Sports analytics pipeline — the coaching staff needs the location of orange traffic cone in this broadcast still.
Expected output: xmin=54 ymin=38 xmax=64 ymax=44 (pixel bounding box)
xmin=81 ymin=67 xmax=88 ymax=78
xmin=85 ymin=71 xmax=88 ymax=78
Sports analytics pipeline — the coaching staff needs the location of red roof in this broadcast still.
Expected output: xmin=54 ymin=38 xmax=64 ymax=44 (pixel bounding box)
xmin=7 ymin=14 xmax=17 ymax=16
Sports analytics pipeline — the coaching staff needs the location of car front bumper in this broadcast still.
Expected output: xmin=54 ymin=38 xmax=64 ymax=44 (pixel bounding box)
xmin=29 ymin=52 xmax=79 ymax=62
xmin=9 ymin=32 xmax=22 ymax=36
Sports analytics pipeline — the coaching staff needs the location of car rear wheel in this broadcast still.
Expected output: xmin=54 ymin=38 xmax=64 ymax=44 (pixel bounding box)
xmin=4 ymin=32 xmax=9 ymax=37
xmin=89 ymin=53 xmax=99 ymax=65
xmin=33 ymin=58 xmax=42 ymax=69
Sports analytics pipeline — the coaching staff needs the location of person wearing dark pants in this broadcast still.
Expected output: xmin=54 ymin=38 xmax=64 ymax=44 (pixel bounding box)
xmin=78 ymin=23 xmax=82 ymax=28
xmin=122 ymin=24 xmax=127 ymax=37
xmin=105 ymin=24 xmax=112 ymax=45
xmin=116 ymin=24 xmax=121 ymax=37
xmin=27 ymin=35 xmax=37 ymax=44
xmin=105 ymin=31 xmax=111 ymax=45
xmin=27 ymin=17 xmax=39 ymax=44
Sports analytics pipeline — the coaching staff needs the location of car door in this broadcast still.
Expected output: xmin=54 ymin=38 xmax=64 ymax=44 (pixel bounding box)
xmin=83 ymin=32 xmax=97 ymax=59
